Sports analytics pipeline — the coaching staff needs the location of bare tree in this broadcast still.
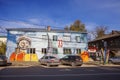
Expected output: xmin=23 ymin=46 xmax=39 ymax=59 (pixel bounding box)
xmin=95 ymin=26 xmax=108 ymax=38
xmin=88 ymin=26 xmax=108 ymax=40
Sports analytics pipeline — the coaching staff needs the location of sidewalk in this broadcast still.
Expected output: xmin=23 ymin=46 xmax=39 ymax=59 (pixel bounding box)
xmin=83 ymin=61 xmax=120 ymax=67
xmin=8 ymin=61 xmax=120 ymax=68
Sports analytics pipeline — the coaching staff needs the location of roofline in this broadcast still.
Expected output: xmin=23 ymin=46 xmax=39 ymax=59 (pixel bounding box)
xmin=0 ymin=36 xmax=6 ymax=37
xmin=6 ymin=28 xmax=87 ymax=34
xmin=89 ymin=34 xmax=120 ymax=43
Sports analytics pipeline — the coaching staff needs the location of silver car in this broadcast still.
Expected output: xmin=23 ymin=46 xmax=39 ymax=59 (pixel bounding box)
xmin=39 ymin=55 xmax=60 ymax=67
xmin=109 ymin=57 xmax=120 ymax=64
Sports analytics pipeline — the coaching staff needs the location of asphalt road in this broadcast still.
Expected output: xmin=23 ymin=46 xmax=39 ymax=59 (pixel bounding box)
xmin=0 ymin=66 xmax=120 ymax=80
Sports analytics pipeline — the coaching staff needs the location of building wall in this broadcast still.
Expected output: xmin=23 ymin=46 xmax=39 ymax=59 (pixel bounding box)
xmin=6 ymin=30 xmax=87 ymax=61
xmin=0 ymin=36 xmax=7 ymax=43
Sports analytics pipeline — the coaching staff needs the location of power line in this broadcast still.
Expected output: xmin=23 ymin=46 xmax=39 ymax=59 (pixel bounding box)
xmin=0 ymin=19 xmax=64 ymax=30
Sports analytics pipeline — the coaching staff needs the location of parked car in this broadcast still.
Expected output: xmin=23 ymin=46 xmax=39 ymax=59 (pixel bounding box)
xmin=109 ymin=57 xmax=120 ymax=64
xmin=0 ymin=55 xmax=8 ymax=66
xmin=60 ymin=55 xmax=83 ymax=67
xmin=39 ymin=55 xmax=60 ymax=67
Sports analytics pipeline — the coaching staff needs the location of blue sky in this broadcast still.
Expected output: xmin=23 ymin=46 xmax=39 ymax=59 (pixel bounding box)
xmin=0 ymin=0 xmax=120 ymax=32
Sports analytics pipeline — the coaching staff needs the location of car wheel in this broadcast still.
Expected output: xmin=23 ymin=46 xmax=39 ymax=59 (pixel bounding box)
xmin=71 ymin=62 xmax=75 ymax=67
xmin=60 ymin=61 xmax=63 ymax=65
xmin=60 ymin=60 xmax=64 ymax=65
xmin=79 ymin=64 xmax=82 ymax=66
xmin=109 ymin=60 xmax=112 ymax=64
xmin=39 ymin=61 xmax=42 ymax=65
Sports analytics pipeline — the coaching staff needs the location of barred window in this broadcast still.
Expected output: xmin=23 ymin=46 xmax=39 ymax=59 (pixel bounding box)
xmin=42 ymin=48 xmax=47 ymax=54
xmin=53 ymin=48 xmax=58 ymax=54
xmin=63 ymin=48 xmax=71 ymax=54
xmin=53 ymin=35 xmax=58 ymax=41
xmin=63 ymin=36 xmax=71 ymax=42
xmin=42 ymin=35 xmax=47 ymax=40
xmin=76 ymin=49 xmax=81 ymax=54
xmin=76 ymin=36 xmax=81 ymax=43
xmin=27 ymin=48 xmax=36 ymax=54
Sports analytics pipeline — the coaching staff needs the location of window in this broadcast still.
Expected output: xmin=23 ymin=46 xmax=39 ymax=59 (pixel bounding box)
xmin=63 ymin=48 xmax=71 ymax=54
xmin=76 ymin=49 xmax=81 ymax=54
xmin=27 ymin=48 xmax=36 ymax=54
xmin=53 ymin=35 xmax=58 ymax=41
xmin=63 ymin=36 xmax=71 ymax=42
xmin=53 ymin=48 xmax=58 ymax=54
xmin=76 ymin=36 xmax=81 ymax=43
xmin=42 ymin=35 xmax=47 ymax=40
xmin=42 ymin=48 xmax=47 ymax=54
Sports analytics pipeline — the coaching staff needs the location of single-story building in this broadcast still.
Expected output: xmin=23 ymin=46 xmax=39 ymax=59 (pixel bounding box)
xmin=88 ymin=30 xmax=120 ymax=58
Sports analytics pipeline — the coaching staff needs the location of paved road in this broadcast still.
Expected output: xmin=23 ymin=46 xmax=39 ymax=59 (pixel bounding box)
xmin=0 ymin=66 xmax=120 ymax=80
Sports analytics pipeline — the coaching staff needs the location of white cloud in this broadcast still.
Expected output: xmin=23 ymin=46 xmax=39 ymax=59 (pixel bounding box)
xmin=0 ymin=19 xmax=43 ymax=29
xmin=0 ymin=18 xmax=66 ymax=30
xmin=27 ymin=17 xmax=66 ymax=29
xmin=28 ymin=18 xmax=40 ymax=24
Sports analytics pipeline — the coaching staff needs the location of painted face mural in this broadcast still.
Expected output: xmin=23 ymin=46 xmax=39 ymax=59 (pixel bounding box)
xmin=18 ymin=36 xmax=31 ymax=50
xmin=10 ymin=36 xmax=33 ymax=61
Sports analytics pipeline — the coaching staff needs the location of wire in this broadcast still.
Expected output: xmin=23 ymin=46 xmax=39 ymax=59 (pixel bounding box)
xmin=0 ymin=19 xmax=64 ymax=30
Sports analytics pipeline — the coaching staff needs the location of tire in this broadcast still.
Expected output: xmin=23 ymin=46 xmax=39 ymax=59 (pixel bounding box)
xmin=39 ymin=61 xmax=42 ymax=65
xmin=109 ymin=60 xmax=112 ymax=64
xmin=79 ymin=64 xmax=82 ymax=66
xmin=60 ymin=60 xmax=64 ymax=65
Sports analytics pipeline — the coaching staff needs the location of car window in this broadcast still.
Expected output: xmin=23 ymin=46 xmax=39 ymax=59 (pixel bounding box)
xmin=76 ymin=56 xmax=81 ymax=59
xmin=63 ymin=56 xmax=69 ymax=59
xmin=0 ymin=56 xmax=6 ymax=60
xmin=49 ymin=56 xmax=56 ymax=59
xmin=41 ymin=56 xmax=45 ymax=59
xmin=69 ymin=56 xmax=81 ymax=60
xmin=45 ymin=56 xmax=48 ymax=59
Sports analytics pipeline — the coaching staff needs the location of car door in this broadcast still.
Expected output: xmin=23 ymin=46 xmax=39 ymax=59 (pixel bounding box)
xmin=64 ymin=56 xmax=70 ymax=64
xmin=40 ymin=56 xmax=45 ymax=64
xmin=115 ymin=57 xmax=120 ymax=63
xmin=61 ymin=56 xmax=68 ymax=64
xmin=44 ymin=56 xmax=49 ymax=64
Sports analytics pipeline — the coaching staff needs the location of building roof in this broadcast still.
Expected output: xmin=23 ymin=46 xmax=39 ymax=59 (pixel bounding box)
xmin=89 ymin=30 xmax=120 ymax=42
xmin=6 ymin=28 xmax=87 ymax=34
xmin=0 ymin=36 xmax=6 ymax=38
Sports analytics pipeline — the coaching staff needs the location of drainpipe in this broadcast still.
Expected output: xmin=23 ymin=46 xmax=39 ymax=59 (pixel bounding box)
xmin=47 ymin=26 xmax=51 ymax=55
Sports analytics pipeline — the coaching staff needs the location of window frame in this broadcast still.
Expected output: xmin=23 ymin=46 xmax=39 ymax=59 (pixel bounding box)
xmin=42 ymin=35 xmax=47 ymax=40
xmin=42 ymin=48 xmax=47 ymax=54
xmin=76 ymin=36 xmax=81 ymax=43
xmin=76 ymin=48 xmax=81 ymax=54
xmin=63 ymin=48 xmax=71 ymax=54
xmin=53 ymin=35 xmax=58 ymax=41
xmin=52 ymin=48 xmax=58 ymax=54
xmin=63 ymin=35 xmax=71 ymax=42
xmin=27 ymin=48 xmax=36 ymax=54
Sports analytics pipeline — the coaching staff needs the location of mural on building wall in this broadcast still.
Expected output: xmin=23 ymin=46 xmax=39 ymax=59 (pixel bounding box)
xmin=10 ymin=36 xmax=38 ymax=61
xmin=6 ymin=29 xmax=88 ymax=62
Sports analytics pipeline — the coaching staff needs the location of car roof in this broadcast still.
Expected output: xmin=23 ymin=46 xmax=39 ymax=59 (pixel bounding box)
xmin=67 ymin=55 xmax=80 ymax=57
xmin=0 ymin=55 xmax=6 ymax=57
